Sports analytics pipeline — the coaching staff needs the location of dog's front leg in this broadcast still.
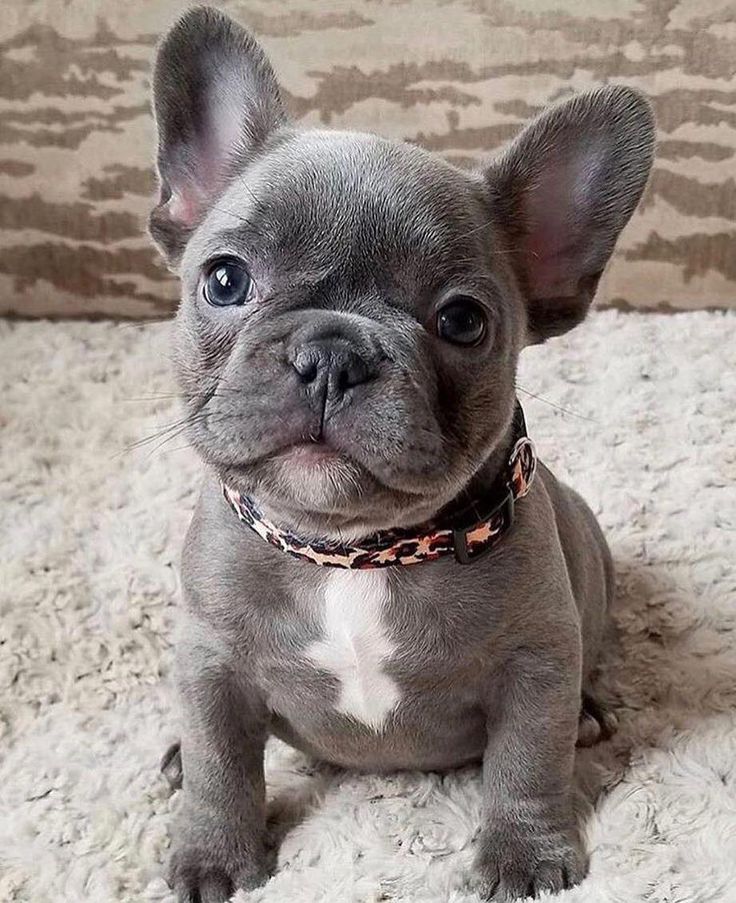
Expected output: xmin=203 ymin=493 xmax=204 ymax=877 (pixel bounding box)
xmin=168 ymin=649 xmax=270 ymax=903
xmin=473 ymin=649 xmax=584 ymax=901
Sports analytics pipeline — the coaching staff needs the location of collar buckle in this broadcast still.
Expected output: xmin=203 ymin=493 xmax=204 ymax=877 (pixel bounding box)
xmin=452 ymin=489 xmax=515 ymax=565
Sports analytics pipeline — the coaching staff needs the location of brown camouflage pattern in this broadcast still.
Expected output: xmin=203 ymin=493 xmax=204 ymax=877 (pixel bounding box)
xmin=1 ymin=0 xmax=735 ymax=318
xmin=221 ymin=434 xmax=537 ymax=567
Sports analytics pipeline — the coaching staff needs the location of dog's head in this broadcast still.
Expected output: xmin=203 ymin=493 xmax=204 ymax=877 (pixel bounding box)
xmin=149 ymin=7 xmax=654 ymax=538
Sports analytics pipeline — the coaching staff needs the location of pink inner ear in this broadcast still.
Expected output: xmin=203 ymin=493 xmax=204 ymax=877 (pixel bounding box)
xmin=167 ymin=188 xmax=200 ymax=228
xmin=524 ymin=231 xmax=574 ymax=299
xmin=165 ymin=145 xmax=223 ymax=229
xmin=165 ymin=84 xmax=246 ymax=229
xmin=522 ymin=146 xmax=601 ymax=299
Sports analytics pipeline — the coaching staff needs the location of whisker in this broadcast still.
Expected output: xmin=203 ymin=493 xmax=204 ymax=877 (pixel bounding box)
xmin=209 ymin=203 xmax=250 ymax=224
xmin=238 ymin=174 xmax=260 ymax=206
xmin=140 ymin=422 xmax=201 ymax=460
xmin=118 ymin=393 xmax=187 ymax=403
xmin=515 ymin=384 xmax=596 ymax=422
xmin=138 ymin=409 xmax=236 ymax=460
xmin=120 ymin=409 xmax=210 ymax=456
xmin=115 ymin=317 xmax=174 ymax=330
xmin=152 ymin=440 xmax=196 ymax=455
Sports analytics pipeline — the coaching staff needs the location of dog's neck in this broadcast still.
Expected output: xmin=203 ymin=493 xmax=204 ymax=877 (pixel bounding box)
xmin=221 ymin=403 xmax=537 ymax=569
xmin=440 ymin=410 xmax=525 ymax=521
xmin=256 ymin=403 xmax=522 ymax=541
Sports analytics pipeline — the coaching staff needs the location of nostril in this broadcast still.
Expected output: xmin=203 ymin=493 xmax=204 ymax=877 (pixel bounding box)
xmin=337 ymin=356 xmax=371 ymax=392
xmin=336 ymin=365 xmax=351 ymax=393
xmin=292 ymin=349 xmax=319 ymax=384
xmin=291 ymin=341 xmax=376 ymax=400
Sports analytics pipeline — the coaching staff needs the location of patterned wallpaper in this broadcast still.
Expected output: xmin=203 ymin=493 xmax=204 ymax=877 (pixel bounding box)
xmin=1 ymin=0 xmax=735 ymax=317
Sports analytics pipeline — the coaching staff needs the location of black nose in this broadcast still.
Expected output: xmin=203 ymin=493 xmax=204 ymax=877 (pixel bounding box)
xmin=291 ymin=338 xmax=376 ymax=415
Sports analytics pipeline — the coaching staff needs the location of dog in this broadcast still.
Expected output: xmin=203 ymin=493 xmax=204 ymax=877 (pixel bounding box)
xmin=148 ymin=7 xmax=654 ymax=901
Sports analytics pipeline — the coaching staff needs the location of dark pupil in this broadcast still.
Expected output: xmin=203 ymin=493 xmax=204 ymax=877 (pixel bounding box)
xmin=438 ymin=299 xmax=486 ymax=345
xmin=206 ymin=262 xmax=250 ymax=306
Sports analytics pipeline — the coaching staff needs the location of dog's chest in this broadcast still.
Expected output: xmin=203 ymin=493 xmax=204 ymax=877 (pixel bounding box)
xmin=304 ymin=570 xmax=402 ymax=731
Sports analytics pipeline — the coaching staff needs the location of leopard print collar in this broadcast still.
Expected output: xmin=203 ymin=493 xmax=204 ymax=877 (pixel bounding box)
xmin=222 ymin=405 xmax=537 ymax=568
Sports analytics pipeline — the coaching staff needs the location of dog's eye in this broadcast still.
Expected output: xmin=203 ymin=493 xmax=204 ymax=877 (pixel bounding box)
xmin=436 ymin=297 xmax=487 ymax=346
xmin=203 ymin=259 xmax=254 ymax=307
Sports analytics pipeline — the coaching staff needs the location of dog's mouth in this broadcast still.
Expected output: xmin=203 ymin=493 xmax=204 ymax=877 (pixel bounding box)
xmin=217 ymin=435 xmax=445 ymax=537
xmin=198 ymin=405 xmax=455 ymax=534
xmin=277 ymin=436 xmax=438 ymax=498
xmin=278 ymin=441 xmax=343 ymax=467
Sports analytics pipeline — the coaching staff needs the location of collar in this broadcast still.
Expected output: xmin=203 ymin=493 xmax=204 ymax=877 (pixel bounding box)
xmin=222 ymin=404 xmax=537 ymax=569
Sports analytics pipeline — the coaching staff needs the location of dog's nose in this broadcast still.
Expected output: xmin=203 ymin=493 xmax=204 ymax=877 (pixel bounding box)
xmin=291 ymin=339 xmax=376 ymax=414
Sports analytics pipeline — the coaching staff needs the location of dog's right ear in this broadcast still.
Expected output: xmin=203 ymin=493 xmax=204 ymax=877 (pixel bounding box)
xmin=149 ymin=6 xmax=286 ymax=266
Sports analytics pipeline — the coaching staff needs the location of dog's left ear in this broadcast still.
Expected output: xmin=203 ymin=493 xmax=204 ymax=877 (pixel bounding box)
xmin=149 ymin=7 xmax=287 ymax=265
xmin=486 ymin=86 xmax=655 ymax=343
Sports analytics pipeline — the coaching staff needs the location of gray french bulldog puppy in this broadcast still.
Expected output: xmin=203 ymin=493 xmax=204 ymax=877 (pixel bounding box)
xmin=148 ymin=7 xmax=654 ymax=902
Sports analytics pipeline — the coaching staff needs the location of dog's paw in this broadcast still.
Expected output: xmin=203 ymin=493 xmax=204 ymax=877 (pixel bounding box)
xmin=168 ymin=836 xmax=270 ymax=903
xmin=576 ymin=691 xmax=618 ymax=748
xmin=470 ymin=826 xmax=586 ymax=901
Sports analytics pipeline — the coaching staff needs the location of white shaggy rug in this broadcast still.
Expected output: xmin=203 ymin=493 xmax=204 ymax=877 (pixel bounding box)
xmin=1 ymin=310 xmax=735 ymax=903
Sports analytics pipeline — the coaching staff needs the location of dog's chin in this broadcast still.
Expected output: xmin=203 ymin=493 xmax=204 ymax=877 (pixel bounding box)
xmin=221 ymin=443 xmax=453 ymax=541
xmin=273 ymin=444 xmax=368 ymax=512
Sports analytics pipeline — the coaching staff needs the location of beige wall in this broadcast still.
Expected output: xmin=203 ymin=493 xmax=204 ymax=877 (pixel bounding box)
xmin=1 ymin=0 xmax=735 ymax=318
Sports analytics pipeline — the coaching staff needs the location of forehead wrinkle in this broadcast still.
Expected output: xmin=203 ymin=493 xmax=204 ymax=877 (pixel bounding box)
xmin=247 ymin=131 xmax=472 ymax=244
xmin=201 ymin=225 xmax=261 ymax=260
xmin=190 ymin=129 xmax=488 ymax=293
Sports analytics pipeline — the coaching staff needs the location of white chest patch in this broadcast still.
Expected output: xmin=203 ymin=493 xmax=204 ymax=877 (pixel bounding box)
xmin=306 ymin=569 xmax=402 ymax=731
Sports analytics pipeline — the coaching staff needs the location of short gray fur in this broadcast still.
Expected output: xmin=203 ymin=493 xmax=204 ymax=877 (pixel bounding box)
xmin=148 ymin=7 xmax=655 ymax=901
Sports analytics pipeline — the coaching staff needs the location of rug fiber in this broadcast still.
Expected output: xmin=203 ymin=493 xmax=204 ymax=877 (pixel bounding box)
xmin=0 ymin=310 xmax=734 ymax=903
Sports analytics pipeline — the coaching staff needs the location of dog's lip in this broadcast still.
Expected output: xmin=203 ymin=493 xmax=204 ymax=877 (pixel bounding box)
xmin=211 ymin=439 xmax=346 ymax=477
xmin=216 ymin=437 xmax=436 ymax=500
xmin=281 ymin=442 xmax=428 ymax=496
xmin=281 ymin=441 xmax=342 ymax=465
